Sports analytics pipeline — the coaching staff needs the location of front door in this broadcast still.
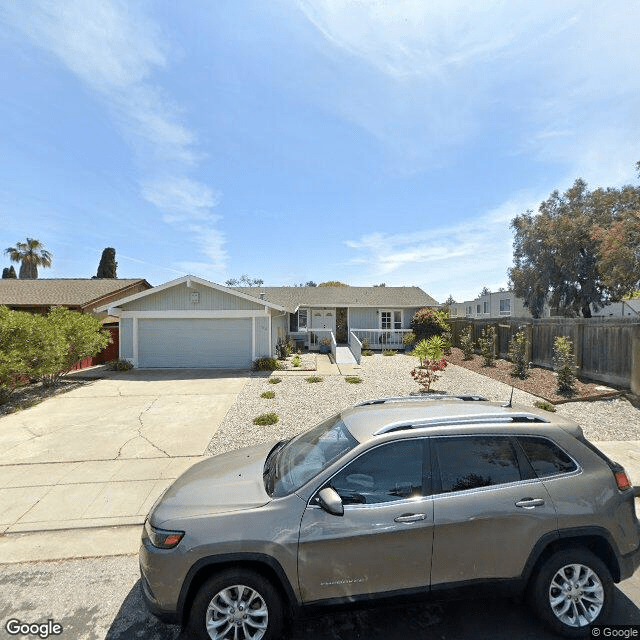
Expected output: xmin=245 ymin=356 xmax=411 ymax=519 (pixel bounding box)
xmin=310 ymin=309 xmax=336 ymax=348
xmin=298 ymin=439 xmax=433 ymax=602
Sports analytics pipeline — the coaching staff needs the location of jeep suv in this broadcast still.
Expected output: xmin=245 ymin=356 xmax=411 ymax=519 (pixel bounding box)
xmin=139 ymin=395 xmax=640 ymax=639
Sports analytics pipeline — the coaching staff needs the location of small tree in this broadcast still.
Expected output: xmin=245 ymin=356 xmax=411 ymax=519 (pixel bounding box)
xmin=478 ymin=325 xmax=497 ymax=367
xmin=410 ymin=336 xmax=448 ymax=393
xmin=95 ymin=247 xmax=117 ymax=278
xmin=460 ymin=326 xmax=474 ymax=360
xmin=508 ymin=331 xmax=530 ymax=379
xmin=554 ymin=336 xmax=577 ymax=397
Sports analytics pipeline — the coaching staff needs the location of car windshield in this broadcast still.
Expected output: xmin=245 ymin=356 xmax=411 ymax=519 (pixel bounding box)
xmin=266 ymin=414 xmax=358 ymax=497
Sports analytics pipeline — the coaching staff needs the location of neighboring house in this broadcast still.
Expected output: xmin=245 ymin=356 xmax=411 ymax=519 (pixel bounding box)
xmin=0 ymin=278 xmax=151 ymax=321
xmin=0 ymin=278 xmax=152 ymax=368
xmin=100 ymin=276 xmax=438 ymax=369
xmin=591 ymin=299 xmax=640 ymax=318
xmin=449 ymin=290 xmax=549 ymax=319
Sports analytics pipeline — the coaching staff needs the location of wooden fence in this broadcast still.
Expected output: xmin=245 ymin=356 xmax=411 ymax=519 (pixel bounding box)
xmin=448 ymin=317 xmax=640 ymax=390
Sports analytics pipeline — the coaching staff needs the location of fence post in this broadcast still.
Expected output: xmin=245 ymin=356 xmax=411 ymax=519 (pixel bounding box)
xmin=574 ymin=320 xmax=584 ymax=376
xmin=632 ymin=326 xmax=640 ymax=396
xmin=524 ymin=323 xmax=533 ymax=365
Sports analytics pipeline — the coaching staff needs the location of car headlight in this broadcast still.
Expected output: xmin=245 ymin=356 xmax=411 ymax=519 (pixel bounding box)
xmin=144 ymin=520 xmax=184 ymax=549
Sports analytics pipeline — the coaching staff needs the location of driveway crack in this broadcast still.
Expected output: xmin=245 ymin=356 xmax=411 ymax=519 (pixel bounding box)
xmin=136 ymin=397 xmax=170 ymax=457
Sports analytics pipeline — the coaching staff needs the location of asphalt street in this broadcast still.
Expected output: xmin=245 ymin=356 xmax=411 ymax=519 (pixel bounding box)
xmin=1 ymin=553 xmax=639 ymax=640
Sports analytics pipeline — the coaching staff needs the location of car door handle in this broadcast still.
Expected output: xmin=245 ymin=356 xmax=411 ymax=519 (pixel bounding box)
xmin=394 ymin=513 xmax=426 ymax=523
xmin=515 ymin=498 xmax=545 ymax=509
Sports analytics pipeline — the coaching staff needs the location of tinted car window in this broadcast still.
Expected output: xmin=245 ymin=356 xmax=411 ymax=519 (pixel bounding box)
xmin=435 ymin=436 xmax=521 ymax=493
xmin=329 ymin=440 xmax=424 ymax=505
xmin=518 ymin=436 xmax=578 ymax=477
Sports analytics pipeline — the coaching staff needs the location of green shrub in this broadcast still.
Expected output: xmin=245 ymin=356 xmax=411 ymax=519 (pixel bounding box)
xmin=460 ymin=326 xmax=474 ymax=360
xmin=108 ymin=358 xmax=134 ymax=371
xmin=553 ymin=336 xmax=577 ymax=397
xmin=534 ymin=400 xmax=557 ymax=412
xmin=478 ymin=325 xmax=497 ymax=367
xmin=253 ymin=412 xmax=279 ymax=425
xmin=344 ymin=376 xmax=362 ymax=384
xmin=410 ymin=336 xmax=445 ymax=367
xmin=508 ymin=331 xmax=529 ymax=379
xmin=402 ymin=332 xmax=416 ymax=347
xmin=383 ymin=349 xmax=395 ymax=356
xmin=268 ymin=377 xmax=282 ymax=384
xmin=261 ymin=391 xmax=275 ymax=399
xmin=362 ymin=350 xmax=374 ymax=356
xmin=410 ymin=307 xmax=449 ymax=341
xmin=305 ymin=376 xmax=323 ymax=383
xmin=292 ymin=355 xmax=301 ymax=368
xmin=0 ymin=306 xmax=109 ymax=398
xmin=252 ymin=357 xmax=282 ymax=371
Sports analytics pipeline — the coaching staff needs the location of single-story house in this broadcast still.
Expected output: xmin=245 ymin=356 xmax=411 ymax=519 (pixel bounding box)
xmin=100 ymin=276 xmax=439 ymax=369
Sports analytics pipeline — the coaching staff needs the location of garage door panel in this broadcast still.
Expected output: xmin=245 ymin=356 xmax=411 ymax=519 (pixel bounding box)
xmin=138 ymin=319 xmax=252 ymax=368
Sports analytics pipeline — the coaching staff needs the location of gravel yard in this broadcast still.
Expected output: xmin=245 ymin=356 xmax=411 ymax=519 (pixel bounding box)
xmin=206 ymin=354 xmax=640 ymax=456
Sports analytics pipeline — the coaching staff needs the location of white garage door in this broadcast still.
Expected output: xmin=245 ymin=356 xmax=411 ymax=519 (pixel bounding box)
xmin=138 ymin=318 xmax=252 ymax=368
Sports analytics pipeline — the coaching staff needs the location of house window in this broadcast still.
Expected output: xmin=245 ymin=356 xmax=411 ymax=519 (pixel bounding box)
xmin=466 ymin=306 xmax=472 ymax=316
xmin=483 ymin=301 xmax=489 ymax=314
xmin=499 ymin=299 xmax=511 ymax=315
xmin=476 ymin=304 xmax=481 ymax=314
xmin=289 ymin=309 xmax=308 ymax=332
xmin=381 ymin=310 xmax=402 ymax=330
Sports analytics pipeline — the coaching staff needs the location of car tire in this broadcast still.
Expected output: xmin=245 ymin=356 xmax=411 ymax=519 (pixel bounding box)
xmin=530 ymin=547 xmax=613 ymax=638
xmin=186 ymin=568 xmax=284 ymax=640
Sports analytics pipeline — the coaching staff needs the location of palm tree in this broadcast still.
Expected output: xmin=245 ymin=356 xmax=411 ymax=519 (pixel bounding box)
xmin=5 ymin=238 xmax=53 ymax=279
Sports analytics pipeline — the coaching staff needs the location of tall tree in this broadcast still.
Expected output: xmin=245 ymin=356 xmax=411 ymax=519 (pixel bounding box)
xmin=479 ymin=287 xmax=490 ymax=297
xmin=225 ymin=275 xmax=264 ymax=287
xmin=95 ymin=247 xmax=118 ymax=278
xmin=509 ymin=178 xmax=640 ymax=317
xmin=5 ymin=238 xmax=52 ymax=279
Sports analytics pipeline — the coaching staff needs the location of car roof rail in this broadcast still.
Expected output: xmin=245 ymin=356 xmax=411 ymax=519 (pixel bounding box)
xmin=356 ymin=394 xmax=488 ymax=407
xmin=373 ymin=412 xmax=549 ymax=435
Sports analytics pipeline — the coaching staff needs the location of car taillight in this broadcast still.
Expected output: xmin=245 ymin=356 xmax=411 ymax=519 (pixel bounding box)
xmin=615 ymin=470 xmax=631 ymax=491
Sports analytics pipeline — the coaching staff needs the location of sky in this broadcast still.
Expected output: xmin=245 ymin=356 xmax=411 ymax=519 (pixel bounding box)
xmin=0 ymin=0 xmax=638 ymax=303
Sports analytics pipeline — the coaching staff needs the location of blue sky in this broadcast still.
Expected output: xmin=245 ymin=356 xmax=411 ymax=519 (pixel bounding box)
xmin=1 ymin=1 xmax=638 ymax=302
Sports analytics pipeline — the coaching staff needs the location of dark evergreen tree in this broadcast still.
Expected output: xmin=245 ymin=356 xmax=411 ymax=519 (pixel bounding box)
xmin=95 ymin=247 xmax=117 ymax=278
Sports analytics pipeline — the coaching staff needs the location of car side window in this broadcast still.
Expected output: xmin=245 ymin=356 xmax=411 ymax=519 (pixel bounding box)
xmin=435 ymin=436 xmax=521 ymax=493
xmin=517 ymin=436 xmax=578 ymax=477
xmin=329 ymin=440 xmax=424 ymax=505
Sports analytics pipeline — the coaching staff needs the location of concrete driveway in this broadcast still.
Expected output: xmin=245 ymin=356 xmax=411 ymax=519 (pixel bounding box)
xmin=0 ymin=369 xmax=249 ymax=540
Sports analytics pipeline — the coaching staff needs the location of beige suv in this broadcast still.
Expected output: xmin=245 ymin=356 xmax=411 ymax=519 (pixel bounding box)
xmin=139 ymin=395 xmax=640 ymax=639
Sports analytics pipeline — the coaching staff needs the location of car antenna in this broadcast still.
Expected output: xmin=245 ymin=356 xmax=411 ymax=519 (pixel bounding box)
xmin=504 ymin=385 xmax=514 ymax=408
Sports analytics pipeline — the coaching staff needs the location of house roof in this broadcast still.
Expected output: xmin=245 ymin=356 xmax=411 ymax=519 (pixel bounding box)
xmin=235 ymin=286 xmax=439 ymax=311
xmin=0 ymin=278 xmax=151 ymax=308
xmin=96 ymin=275 xmax=287 ymax=312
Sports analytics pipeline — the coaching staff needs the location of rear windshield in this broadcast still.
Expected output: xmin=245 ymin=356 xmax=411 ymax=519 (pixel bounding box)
xmin=266 ymin=415 xmax=358 ymax=497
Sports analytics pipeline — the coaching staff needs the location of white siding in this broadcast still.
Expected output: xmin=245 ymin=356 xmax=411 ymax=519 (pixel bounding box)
xmin=120 ymin=317 xmax=134 ymax=360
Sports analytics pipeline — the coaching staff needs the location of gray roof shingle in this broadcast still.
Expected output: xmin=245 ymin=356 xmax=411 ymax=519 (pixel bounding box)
xmin=235 ymin=286 xmax=439 ymax=311
xmin=0 ymin=278 xmax=150 ymax=308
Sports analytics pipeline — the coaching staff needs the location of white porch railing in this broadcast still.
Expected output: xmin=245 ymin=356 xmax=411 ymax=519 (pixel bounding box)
xmin=309 ymin=329 xmax=337 ymax=360
xmin=351 ymin=329 xmax=412 ymax=350
xmin=348 ymin=331 xmax=362 ymax=364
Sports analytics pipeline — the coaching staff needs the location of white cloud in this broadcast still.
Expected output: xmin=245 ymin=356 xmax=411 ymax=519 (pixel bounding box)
xmin=4 ymin=0 xmax=226 ymax=270
xmin=344 ymin=192 xmax=546 ymax=301
xmin=297 ymin=0 xmax=640 ymax=183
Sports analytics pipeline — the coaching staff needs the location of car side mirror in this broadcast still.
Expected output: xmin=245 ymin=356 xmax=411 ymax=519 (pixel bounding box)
xmin=316 ymin=487 xmax=344 ymax=516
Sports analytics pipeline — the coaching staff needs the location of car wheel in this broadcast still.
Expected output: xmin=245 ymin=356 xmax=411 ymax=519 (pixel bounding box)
xmin=187 ymin=569 xmax=284 ymax=640
xmin=530 ymin=547 xmax=612 ymax=638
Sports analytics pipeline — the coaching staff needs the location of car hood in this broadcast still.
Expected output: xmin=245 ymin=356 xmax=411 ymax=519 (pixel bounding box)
xmin=150 ymin=441 xmax=276 ymax=526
